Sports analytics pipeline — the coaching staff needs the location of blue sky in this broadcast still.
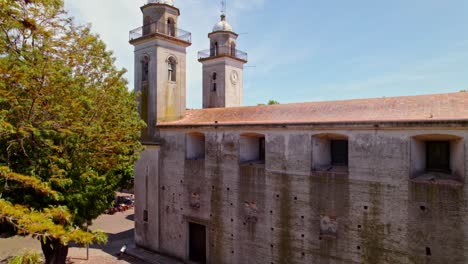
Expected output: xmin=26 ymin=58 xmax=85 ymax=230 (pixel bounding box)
xmin=64 ymin=0 xmax=468 ymax=108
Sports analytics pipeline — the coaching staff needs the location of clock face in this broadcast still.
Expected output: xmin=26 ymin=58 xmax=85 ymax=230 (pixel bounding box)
xmin=230 ymin=70 xmax=238 ymax=85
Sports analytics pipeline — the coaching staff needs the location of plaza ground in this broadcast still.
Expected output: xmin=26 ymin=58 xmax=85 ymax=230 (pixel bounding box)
xmin=0 ymin=208 xmax=145 ymax=263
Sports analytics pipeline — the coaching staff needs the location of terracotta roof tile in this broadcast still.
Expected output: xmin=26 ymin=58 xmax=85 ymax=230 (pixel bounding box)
xmin=158 ymin=92 xmax=468 ymax=127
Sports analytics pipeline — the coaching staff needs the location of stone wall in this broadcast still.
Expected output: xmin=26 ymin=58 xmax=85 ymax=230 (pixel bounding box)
xmin=135 ymin=126 xmax=468 ymax=263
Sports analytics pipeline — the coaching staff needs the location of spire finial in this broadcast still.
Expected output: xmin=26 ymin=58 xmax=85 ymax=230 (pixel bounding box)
xmin=221 ymin=0 xmax=226 ymax=19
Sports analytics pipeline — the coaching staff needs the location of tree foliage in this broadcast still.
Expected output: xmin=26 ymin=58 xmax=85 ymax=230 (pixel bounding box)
xmin=267 ymin=100 xmax=280 ymax=105
xmin=7 ymin=250 xmax=42 ymax=264
xmin=0 ymin=0 xmax=143 ymax=262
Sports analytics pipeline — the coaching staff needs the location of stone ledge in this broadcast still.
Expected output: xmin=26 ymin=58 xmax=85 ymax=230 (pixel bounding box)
xmin=410 ymin=173 xmax=463 ymax=187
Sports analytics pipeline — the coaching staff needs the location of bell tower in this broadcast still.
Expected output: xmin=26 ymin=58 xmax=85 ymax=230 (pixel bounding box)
xmin=130 ymin=0 xmax=191 ymax=141
xmin=198 ymin=8 xmax=248 ymax=109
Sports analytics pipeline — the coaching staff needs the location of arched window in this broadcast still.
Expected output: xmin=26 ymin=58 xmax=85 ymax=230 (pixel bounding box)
xmin=210 ymin=43 xmax=215 ymax=56
xmin=210 ymin=42 xmax=219 ymax=56
xmin=140 ymin=56 xmax=150 ymax=124
xmin=142 ymin=56 xmax=149 ymax=82
xmin=231 ymin=42 xmax=236 ymax=57
xmin=143 ymin=16 xmax=151 ymax=35
xmin=167 ymin=57 xmax=177 ymax=82
xmin=211 ymin=72 xmax=217 ymax=91
xmin=167 ymin=18 xmax=175 ymax=37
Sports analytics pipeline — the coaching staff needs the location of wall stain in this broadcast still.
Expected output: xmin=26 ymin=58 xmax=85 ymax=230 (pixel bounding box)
xmin=360 ymin=183 xmax=385 ymax=263
xmin=278 ymin=172 xmax=292 ymax=264
xmin=209 ymin=133 xmax=224 ymax=263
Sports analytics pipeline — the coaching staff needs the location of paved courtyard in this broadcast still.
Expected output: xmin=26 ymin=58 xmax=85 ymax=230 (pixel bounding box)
xmin=0 ymin=208 xmax=146 ymax=263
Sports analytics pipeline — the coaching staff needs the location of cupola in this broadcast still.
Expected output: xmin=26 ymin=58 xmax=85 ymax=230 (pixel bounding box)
xmin=147 ymin=0 xmax=174 ymax=6
xmin=212 ymin=14 xmax=233 ymax=32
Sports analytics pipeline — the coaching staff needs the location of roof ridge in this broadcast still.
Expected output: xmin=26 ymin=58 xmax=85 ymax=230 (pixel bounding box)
xmin=186 ymin=91 xmax=465 ymax=113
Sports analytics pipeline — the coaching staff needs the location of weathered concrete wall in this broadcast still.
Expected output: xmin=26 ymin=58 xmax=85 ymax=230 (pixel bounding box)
xmin=137 ymin=127 xmax=468 ymax=263
xmin=156 ymin=43 xmax=187 ymax=122
xmin=134 ymin=145 xmax=160 ymax=250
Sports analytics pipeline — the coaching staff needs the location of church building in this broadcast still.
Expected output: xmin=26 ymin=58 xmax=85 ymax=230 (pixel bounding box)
xmin=129 ymin=1 xmax=468 ymax=263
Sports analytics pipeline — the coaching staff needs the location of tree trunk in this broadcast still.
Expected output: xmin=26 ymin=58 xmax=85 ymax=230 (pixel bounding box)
xmin=40 ymin=238 xmax=69 ymax=264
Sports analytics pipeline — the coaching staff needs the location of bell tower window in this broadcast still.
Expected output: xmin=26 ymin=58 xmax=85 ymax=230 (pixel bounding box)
xmin=143 ymin=16 xmax=151 ymax=35
xmin=211 ymin=72 xmax=217 ymax=91
xmin=141 ymin=56 xmax=150 ymax=124
xmin=167 ymin=18 xmax=175 ymax=37
xmin=231 ymin=42 xmax=236 ymax=56
xmin=142 ymin=57 xmax=149 ymax=82
xmin=168 ymin=57 xmax=177 ymax=82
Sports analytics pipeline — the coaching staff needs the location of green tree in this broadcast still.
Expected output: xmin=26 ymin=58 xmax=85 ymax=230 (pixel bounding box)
xmin=0 ymin=0 xmax=144 ymax=263
xmin=267 ymin=100 xmax=280 ymax=105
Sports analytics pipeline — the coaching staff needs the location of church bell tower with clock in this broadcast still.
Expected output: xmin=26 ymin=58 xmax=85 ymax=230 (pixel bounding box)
xmin=198 ymin=10 xmax=247 ymax=108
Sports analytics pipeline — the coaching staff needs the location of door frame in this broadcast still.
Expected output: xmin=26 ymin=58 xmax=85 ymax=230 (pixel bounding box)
xmin=185 ymin=216 xmax=210 ymax=264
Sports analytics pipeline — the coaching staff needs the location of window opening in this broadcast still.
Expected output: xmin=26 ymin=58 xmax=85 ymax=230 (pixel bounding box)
xmin=142 ymin=58 xmax=149 ymax=82
xmin=168 ymin=57 xmax=176 ymax=82
xmin=186 ymin=133 xmax=205 ymax=160
xmin=240 ymin=134 xmax=266 ymax=164
xmin=143 ymin=16 xmax=151 ymax=35
xmin=426 ymin=141 xmax=450 ymax=173
xmin=331 ymin=140 xmax=348 ymax=166
xmin=259 ymin=137 xmax=265 ymax=162
xmin=143 ymin=210 xmax=148 ymax=222
xmin=167 ymin=18 xmax=175 ymax=37
xmin=231 ymin=42 xmax=236 ymax=56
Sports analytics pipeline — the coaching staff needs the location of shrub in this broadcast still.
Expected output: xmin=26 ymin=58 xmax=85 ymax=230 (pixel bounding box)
xmin=8 ymin=251 xmax=43 ymax=264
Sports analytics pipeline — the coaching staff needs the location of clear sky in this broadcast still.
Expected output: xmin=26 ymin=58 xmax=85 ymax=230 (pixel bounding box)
xmin=64 ymin=0 xmax=468 ymax=108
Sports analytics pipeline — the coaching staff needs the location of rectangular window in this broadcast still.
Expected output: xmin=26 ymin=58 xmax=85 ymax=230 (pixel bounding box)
xmin=186 ymin=133 xmax=206 ymax=160
xmin=141 ymin=84 xmax=148 ymax=123
xmin=426 ymin=141 xmax=450 ymax=173
xmin=143 ymin=210 xmax=148 ymax=222
xmin=142 ymin=61 xmax=149 ymax=82
xmin=259 ymin=137 xmax=265 ymax=162
xmin=239 ymin=134 xmax=266 ymax=164
xmin=331 ymin=140 xmax=348 ymax=166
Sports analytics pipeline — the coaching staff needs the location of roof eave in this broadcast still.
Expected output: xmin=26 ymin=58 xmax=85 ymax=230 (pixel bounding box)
xmin=157 ymin=119 xmax=468 ymax=129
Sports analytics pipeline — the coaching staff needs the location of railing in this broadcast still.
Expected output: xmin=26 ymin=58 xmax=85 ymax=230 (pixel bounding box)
xmin=129 ymin=21 xmax=192 ymax=43
xmin=198 ymin=45 xmax=248 ymax=61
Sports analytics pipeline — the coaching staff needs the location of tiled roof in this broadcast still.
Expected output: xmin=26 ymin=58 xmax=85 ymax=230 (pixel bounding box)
xmin=158 ymin=92 xmax=468 ymax=127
